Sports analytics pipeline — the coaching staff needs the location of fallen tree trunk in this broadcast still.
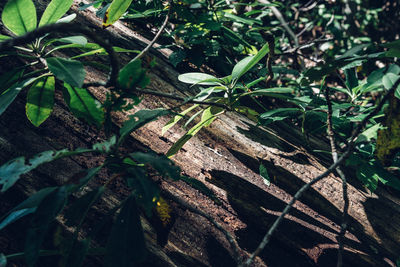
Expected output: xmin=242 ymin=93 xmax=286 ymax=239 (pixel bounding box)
xmin=0 ymin=1 xmax=399 ymax=266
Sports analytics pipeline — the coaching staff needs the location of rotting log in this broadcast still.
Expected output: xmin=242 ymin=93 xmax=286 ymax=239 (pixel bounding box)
xmin=0 ymin=1 xmax=400 ymax=266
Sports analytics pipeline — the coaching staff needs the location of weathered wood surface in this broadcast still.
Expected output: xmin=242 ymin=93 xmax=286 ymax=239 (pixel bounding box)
xmin=1 ymin=1 xmax=400 ymax=266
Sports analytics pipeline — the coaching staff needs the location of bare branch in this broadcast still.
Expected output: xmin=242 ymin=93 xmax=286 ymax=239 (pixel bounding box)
xmin=240 ymin=78 xmax=400 ymax=267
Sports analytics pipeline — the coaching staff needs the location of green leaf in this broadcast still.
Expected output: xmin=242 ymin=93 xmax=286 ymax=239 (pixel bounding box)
xmin=178 ymin=73 xmax=221 ymax=86
xmin=57 ymin=36 xmax=88 ymax=46
xmin=0 ymin=77 xmax=40 ymax=116
xmin=104 ymin=195 xmax=146 ymax=267
xmin=169 ymin=50 xmax=186 ymax=67
xmin=129 ymin=152 xmax=181 ymax=180
xmin=259 ymin=107 xmax=301 ymax=125
xmin=355 ymin=123 xmax=382 ymax=143
xmin=26 ymin=76 xmax=55 ymax=127
xmin=382 ymin=73 xmax=400 ymax=90
xmin=65 ymin=187 xmax=105 ymax=226
xmin=102 ymin=0 xmax=134 ymax=27
xmin=231 ymin=41 xmax=271 ymax=82
xmin=0 ymin=254 xmax=5 ymax=267
xmin=166 ymin=106 xmax=223 ymax=157
xmin=61 ymin=239 xmax=90 ymax=267
xmin=0 ymin=68 xmax=24 ymax=95
xmin=118 ymin=59 xmax=148 ymax=89
xmin=162 ymin=104 xmax=199 ymax=135
xmin=46 ymin=57 xmax=86 ymax=88
xmin=62 ymin=83 xmax=104 ymax=127
xmin=259 ymin=163 xmax=270 ymax=186
xmin=0 ymin=34 xmax=11 ymax=40
xmin=25 ymin=187 xmax=67 ymax=266
xmin=119 ymin=108 xmax=169 ymax=143
xmin=2 ymin=0 xmax=37 ymax=36
xmin=241 ymin=87 xmax=294 ymax=97
xmin=92 ymin=136 xmax=116 ymax=153
xmin=0 ymin=187 xmax=57 ymax=230
xmin=39 ymin=0 xmax=73 ymax=26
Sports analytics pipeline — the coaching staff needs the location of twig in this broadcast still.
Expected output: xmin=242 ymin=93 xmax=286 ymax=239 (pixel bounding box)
xmin=257 ymin=0 xmax=299 ymax=47
xmin=133 ymin=2 xmax=171 ymax=62
xmin=0 ymin=23 xmax=119 ymax=88
xmin=325 ymin=87 xmax=349 ymax=267
xmin=239 ymin=78 xmax=400 ymax=267
xmin=134 ymin=88 xmax=229 ymax=109
xmin=163 ymin=190 xmax=242 ymax=264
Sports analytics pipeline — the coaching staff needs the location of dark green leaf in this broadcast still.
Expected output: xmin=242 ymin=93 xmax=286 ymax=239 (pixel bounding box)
xmin=61 ymin=239 xmax=90 ymax=267
xmin=162 ymin=104 xmax=199 ymax=135
xmin=103 ymin=0 xmax=134 ymax=27
xmin=259 ymin=163 xmax=270 ymax=186
xmin=25 ymin=187 xmax=68 ymax=266
xmin=119 ymin=108 xmax=169 ymax=143
xmin=65 ymin=187 xmax=105 ymax=226
xmin=62 ymin=83 xmax=104 ymax=127
xmin=46 ymin=57 xmax=86 ymax=88
xmin=0 ymin=254 xmax=6 ymax=267
xmin=382 ymin=73 xmax=400 ymax=90
xmin=2 ymin=0 xmax=37 ymax=36
xmin=129 ymin=152 xmax=181 ymax=180
xmin=104 ymin=195 xmax=146 ymax=267
xmin=0 ymin=77 xmax=40 ymax=116
xmin=357 ymin=163 xmax=379 ymax=192
xmin=118 ymin=59 xmax=149 ymax=89
xmin=169 ymin=50 xmax=186 ymax=67
xmin=26 ymin=76 xmax=55 ymax=127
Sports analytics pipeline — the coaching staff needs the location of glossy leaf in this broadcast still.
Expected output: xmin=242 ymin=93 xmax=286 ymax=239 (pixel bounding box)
xmin=62 ymin=83 xmax=104 ymax=127
xmin=46 ymin=57 xmax=86 ymax=88
xmin=119 ymin=108 xmax=169 ymax=143
xmin=2 ymin=0 xmax=37 ymax=36
xmin=162 ymin=104 xmax=199 ymax=135
xmin=231 ymin=41 xmax=270 ymax=82
xmin=26 ymin=76 xmax=55 ymax=127
xmin=0 ymin=77 xmax=40 ymax=116
xmin=104 ymin=195 xmax=146 ymax=267
xmin=103 ymin=0 xmax=134 ymax=27
xmin=382 ymin=73 xmax=400 ymax=90
xmin=25 ymin=187 xmax=67 ymax=266
xmin=39 ymin=0 xmax=73 ymax=26
xmin=178 ymin=73 xmax=221 ymax=86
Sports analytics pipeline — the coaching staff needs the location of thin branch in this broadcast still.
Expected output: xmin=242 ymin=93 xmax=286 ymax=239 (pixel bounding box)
xmin=163 ymin=190 xmax=242 ymax=264
xmin=325 ymin=87 xmax=349 ymax=267
xmin=239 ymin=78 xmax=400 ymax=267
xmin=133 ymin=2 xmax=171 ymax=62
xmin=134 ymin=88 xmax=229 ymax=109
xmin=0 ymin=23 xmax=119 ymax=87
xmin=257 ymin=0 xmax=299 ymax=47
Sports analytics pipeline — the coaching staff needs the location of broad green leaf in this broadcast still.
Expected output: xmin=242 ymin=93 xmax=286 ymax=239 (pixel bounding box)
xmin=356 ymin=163 xmax=379 ymax=192
xmin=0 ymin=77 xmax=40 ymax=116
xmin=104 ymin=195 xmax=146 ymax=267
xmin=39 ymin=0 xmax=73 ymax=26
xmin=382 ymin=73 xmax=400 ymax=90
xmin=386 ymin=49 xmax=400 ymax=58
xmin=56 ymin=13 xmax=76 ymax=23
xmin=119 ymin=108 xmax=169 ymax=143
xmin=259 ymin=163 xmax=270 ymax=186
xmin=103 ymin=0 xmax=134 ymax=27
xmin=26 ymin=76 xmax=55 ymax=127
xmin=0 ymin=187 xmax=57 ymax=230
xmin=241 ymin=87 xmax=294 ymax=98
xmin=0 ymin=35 xmax=10 ymax=40
xmin=2 ymin=0 xmax=37 ymax=36
xmin=231 ymin=41 xmax=271 ymax=82
xmin=65 ymin=187 xmax=105 ymax=226
xmin=162 ymin=104 xmax=199 ymax=135
xmin=62 ymin=83 xmax=104 ymax=127
xmin=178 ymin=73 xmax=221 ymax=86
xmin=259 ymin=108 xmax=301 ymax=125
xmin=382 ymin=40 xmax=400 ymax=50
xmin=166 ymin=106 xmax=223 ymax=157
xmin=118 ymin=59 xmax=148 ymax=89
xmin=25 ymin=187 xmax=67 ymax=266
xmin=57 ymin=36 xmax=88 ymax=46
xmin=355 ymin=123 xmax=382 ymax=143
xmin=129 ymin=152 xmax=181 ymax=180
xmin=0 ymin=68 xmax=24 ymax=94
xmin=46 ymin=57 xmax=86 ymax=88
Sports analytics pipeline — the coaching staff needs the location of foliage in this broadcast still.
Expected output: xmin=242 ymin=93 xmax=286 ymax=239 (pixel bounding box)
xmin=0 ymin=0 xmax=400 ymax=266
